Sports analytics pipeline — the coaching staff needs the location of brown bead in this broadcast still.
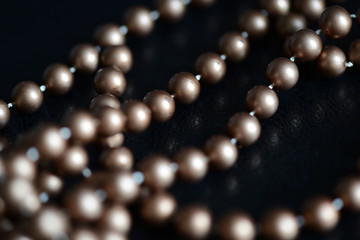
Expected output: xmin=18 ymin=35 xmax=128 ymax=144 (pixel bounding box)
xmin=191 ymin=0 xmax=215 ymax=7
xmin=238 ymin=10 xmax=269 ymax=39
xmin=335 ymin=176 xmax=360 ymax=211
xmin=101 ymin=46 xmax=133 ymax=73
xmin=175 ymin=204 xmax=212 ymax=240
xmin=276 ymin=13 xmax=307 ymax=38
xmin=195 ymin=52 xmax=226 ymax=84
xmin=94 ymin=23 xmax=125 ymax=47
xmin=156 ymin=0 xmax=186 ymax=21
xmin=70 ymin=228 xmax=99 ymax=240
xmin=43 ymin=63 xmax=74 ymax=95
xmin=246 ymin=85 xmax=279 ymax=119
xmin=100 ymin=204 xmax=131 ymax=234
xmin=143 ymin=90 xmax=175 ymax=122
xmin=98 ymin=230 xmax=127 ymax=240
xmin=5 ymin=153 xmax=36 ymax=180
xmin=95 ymin=107 xmax=127 ymax=136
xmin=139 ymin=154 xmax=175 ymax=190
xmin=105 ymin=172 xmax=140 ymax=204
xmin=261 ymin=208 xmax=299 ymax=240
xmin=0 ymin=99 xmax=10 ymax=129
xmin=90 ymin=93 xmax=121 ymax=111
xmin=65 ymin=110 xmax=97 ymax=144
xmin=94 ymin=67 xmax=126 ymax=97
xmin=0 ymin=136 xmax=8 ymax=152
xmin=317 ymin=46 xmax=347 ymax=77
xmin=175 ymin=147 xmax=208 ymax=182
xmin=101 ymin=146 xmax=134 ymax=171
xmin=349 ymin=39 xmax=360 ymax=69
xmin=319 ymin=6 xmax=352 ymax=39
xmin=217 ymin=212 xmax=256 ymax=240
xmin=141 ymin=192 xmax=177 ymax=225
xmin=36 ymin=172 xmax=63 ymax=195
xmin=124 ymin=6 xmax=154 ymax=36
xmin=11 ymin=81 xmax=43 ymax=113
xmin=56 ymin=145 xmax=88 ymax=175
xmin=218 ymin=32 xmax=249 ymax=62
xmin=302 ymin=196 xmax=339 ymax=232
xmin=168 ymin=72 xmax=200 ymax=104
xmin=122 ymin=100 xmax=151 ymax=133
xmin=35 ymin=125 xmax=67 ymax=160
xmin=227 ymin=113 xmax=261 ymax=147
xmin=96 ymin=133 xmax=125 ymax=149
xmin=260 ymin=0 xmax=290 ymax=17
xmin=204 ymin=135 xmax=238 ymax=170
xmin=69 ymin=43 xmax=99 ymax=74
xmin=266 ymin=57 xmax=299 ymax=91
xmin=293 ymin=0 xmax=325 ymax=20
xmin=289 ymin=29 xmax=322 ymax=61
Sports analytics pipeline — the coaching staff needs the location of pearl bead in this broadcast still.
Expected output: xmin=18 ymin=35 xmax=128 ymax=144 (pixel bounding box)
xmin=218 ymin=32 xmax=249 ymax=62
xmin=195 ymin=52 xmax=227 ymax=84
xmin=94 ymin=23 xmax=125 ymax=47
xmin=69 ymin=43 xmax=99 ymax=73
xmin=289 ymin=29 xmax=322 ymax=61
xmin=101 ymin=46 xmax=133 ymax=73
xmin=227 ymin=113 xmax=261 ymax=147
xmin=43 ymin=63 xmax=74 ymax=95
xmin=175 ymin=147 xmax=208 ymax=182
xmin=143 ymin=90 xmax=175 ymax=122
xmin=156 ymin=0 xmax=186 ymax=21
xmin=319 ymin=6 xmax=352 ymax=39
xmin=317 ymin=46 xmax=347 ymax=77
xmin=11 ymin=81 xmax=43 ymax=113
xmin=168 ymin=72 xmax=200 ymax=104
xmin=124 ymin=6 xmax=154 ymax=36
xmin=246 ymin=85 xmax=279 ymax=119
xmin=94 ymin=67 xmax=127 ymax=97
xmin=238 ymin=10 xmax=269 ymax=38
xmin=266 ymin=57 xmax=299 ymax=91
xmin=204 ymin=135 xmax=238 ymax=170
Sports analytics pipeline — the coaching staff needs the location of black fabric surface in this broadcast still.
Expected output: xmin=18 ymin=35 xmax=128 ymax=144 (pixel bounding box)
xmin=1 ymin=0 xmax=360 ymax=239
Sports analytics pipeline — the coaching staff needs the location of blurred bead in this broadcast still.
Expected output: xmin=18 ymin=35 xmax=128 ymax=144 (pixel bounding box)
xmin=141 ymin=192 xmax=177 ymax=225
xmin=43 ymin=63 xmax=74 ymax=95
xmin=191 ymin=0 xmax=215 ymax=6
xmin=168 ymin=72 xmax=200 ymax=104
xmin=266 ymin=57 xmax=299 ymax=91
xmin=95 ymin=107 xmax=127 ymax=136
xmin=246 ymin=85 xmax=279 ymax=119
xmin=56 ymin=145 xmax=88 ymax=175
xmin=175 ymin=147 xmax=208 ymax=182
xmin=319 ymin=6 xmax=351 ymax=39
xmin=276 ymin=13 xmax=307 ymax=37
xmin=204 ymin=135 xmax=238 ymax=170
xmin=90 ymin=93 xmax=121 ymax=111
xmin=70 ymin=228 xmax=99 ymax=240
xmin=260 ymin=0 xmax=290 ymax=17
xmin=94 ymin=23 xmax=125 ymax=47
xmin=349 ymin=39 xmax=360 ymax=68
xmin=69 ymin=43 xmax=99 ymax=74
xmin=0 ymin=158 xmax=6 ymax=179
xmin=105 ymin=172 xmax=140 ymax=204
xmin=65 ymin=110 xmax=97 ymax=144
xmin=94 ymin=67 xmax=126 ymax=97
xmin=101 ymin=146 xmax=133 ymax=171
xmin=195 ymin=52 xmax=226 ymax=84
xmin=336 ymin=176 xmax=360 ymax=211
xmin=156 ymin=0 xmax=186 ymax=21
xmin=0 ymin=99 xmax=9 ymax=129
xmin=293 ymin=0 xmax=325 ymax=20
xmin=36 ymin=172 xmax=63 ymax=195
xmin=100 ymin=204 xmax=131 ymax=234
xmin=11 ymin=81 xmax=43 ymax=113
xmin=261 ymin=208 xmax=299 ymax=240
xmin=122 ymin=100 xmax=151 ymax=133
xmin=143 ymin=90 xmax=175 ymax=122
xmin=238 ymin=10 xmax=269 ymax=38
xmin=317 ymin=46 xmax=347 ymax=77
xmin=35 ymin=125 xmax=67 ymax=160
xmin=139 ymin=154 xmax=175 ymax=190
xmin=5 ymin=153 xmax=36 ymax=180
xmin=98 ymin=230 xmax=127 ymax=240
xmin=96 ymin=133 xmax=124 ymax=149
xmin=227 ymin=113 xmax=261 ymax=146
xmin=175 ymin=204 xmax=212 ymax=239
xmin=101 ymin=46 xmax=133 ymax=73
xmin=302 ymin=196 xmax=339 ymax=232
xmin=289 ymin=29 xmax=322 ymax=61
xmin=124 ymin=6 xmax=154 ymax=36
xmin=218 ymin=32 xmax=249 ymax=62
xmin=217 ymin=212 xmax=256 ymax=240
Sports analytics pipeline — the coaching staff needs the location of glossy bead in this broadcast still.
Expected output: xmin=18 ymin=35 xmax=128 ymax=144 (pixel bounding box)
xmin=259 ymin=0 xmax=290 ymax=17
xmin=191 ymin=0 xmax=215 ymax=6
xmin=195 ymin=52 xmax=226 ymax=84
xmin=293 ymin=0 xmax=325 ymax=20
xmin=289 ymin=29 xmax=322 ymax=61
xmin=0 ymin=99 xmax=10 ymax=129
xmin=317 ymin=46 xmax=347 ymax=77
xmin=100 ymin=204 xmax=131 ymax=234
xmin=56 ymin=145 xmax=88 ymax=175
xmin=70 ymin=228 xmax=99 ymax=240
xmin=11 ymin=81 xmax=43 ymax=113
xmin=261 ymin=208 xmax=299 ymax=240
xmin=35 ymin=125 xmax=67 ymax=160
xmin=65 ymin=110 xmax=97 ymax=144
xmin=227 ymin=113 xmax=261 ymax=146
xmin=246 ymin=85 xmax=279 ymax=119
xmin=218 ymin=32 xmax=249 ymax=62
xmin=124 ymin=6 xmax=154 ymax=36
xmin=90 ymin=93 xmax=121 ymax=111
xmin=36 ymin=172 xmax=63 ymax=195
xmin=168 ymin=72 xmax=200 ymax=104
xmin=94 ymin=67 xmax=126 ymax=97
xmin=238 ymin=10 xmax=269 ymax=38
xmin=140 ymin=192 xmax=177 ymax=225
xmin=266 ymin=57 xmax=299 ymax=91
xmin=319 ymin=6 xmax=352 ymax=39
xmin=174 ymin=147 xmax=208 ymax=182
xmin=122 ymin=100 xmax=151 ymax=133
xmin=101 ymin=46 xmax=133 ymax=73
xmin=335 ymin=176 xmax=360 ymax=211
xmin=175 ymin=204 xmax=212 ymax=239
xmin=156 ymin=0 xmax=186 ymax=21
xmin=302 ymin=196 xmax=339 ymax=232
xmin=94 ymin=23 xmax=125 ymax=47
xmin=204 ymin=135 xmax=238 ymax=170
xmin=101 ymin=146 xmax=133 ymax=171
xmin=143 ymin=90 xmax=175 ymax=122
xmin=217 ymin=212 xmax=256 ymax=240
xmin=43 ymin=63 xmax=74 ymax=95
xmin=96 ymin=133 xmax=125 ymax=149
xmin=95 ymin=107 xmax=127 ymax=136
xmin=5 ymin=153 xmax=36 ymax=180
xmin=105 ymin=172 xmax=140 ymax=204
xmin=276 ymin=13 xmax=307 ymax=38
xmin=69 ymin=43 xmax=99 ymax=73
xmin=139 ymin=154 xmax=175 ymax=190
xmin=348 ymin=39 xmax=360 ymax=69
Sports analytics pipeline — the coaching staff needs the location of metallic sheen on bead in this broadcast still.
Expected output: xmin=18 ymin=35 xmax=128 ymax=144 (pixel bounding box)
xmin=204 ymin=135 xmax=238 ymax=170
xmin=195 ymin=53 xmax=227 ymax=84
xmin=336 ymin=176 xmax=360 ymax=211
xmin=122 ymin=100 xmax=151 ymax=133
xmin=0 ymin=99 xmax=10 ymax=129
xmin=105 ymin=172 xmax=140 ymax=204
xmin=69 ymin=43 xmax=99 ymax=74
xmin=276 ymin=13 xmax=307 ymax=38
xmin=65 ymin=110 xmax=97 ymax=144
xmin=319 ymin=6 xmax=352 ymax=39
xmin=56 ymin=145 xmax=88 ymax=175
xmin=174 ymin=147 xmax=208 ymax=182
xmin=11 ymin=81 xmax=43 ymax=113
xmin=218 ymin=32 xmax=249 ymax=62
xmin=124 ymin=6 xmax=154 ymax=36
xmin=100 ymin=204 xmax=131 ymax=234
xmin=317 ymin=46 xmax=347 ymax=77
xmin=293 ymin=0 xmax=325 ymax=20
xmin=143 ymin=90 xmax=175 ymax=122
xmin=259 ymin=0 xmax=290 ymax=17
xmin=43 ymin=63 xmax=74 ymax=95
xmin=141 ymin=192 xmax=177 ymax=225
xmin=246 ymin=85 xmax=279 ymax=119
xmin=238 ymin=10 xmax=269 ymax=38
xmin=217 ymin=212 xmax=256 ymax=240
xmin=35 ymin=125 xmax=67 ymax=160
xmin=95 ymin=107 xmax=127 ymax=136
xmin=156 ymin=0 xmax=186 ymax=21
xmin=349 ymin=39 xmax=360 ymax=69
xmin=168 ymin=72 xmax=200 ymax=104
xmin=266 ymin=57 xmax=299 ymax=91
xmin=289 ymin=29 xmax=322 ymax=61
xmin=90 ymin=93 xmax=121 ymax=111
xmin=94 ymin=23 xmax=125 ymax=47
xmin=227 ymin=113 xmax=261 ymax=147
xmin=94 ymin=67 xmax=127 ymax=97
xmin=101 ymin=46 xmax=133 ymax=73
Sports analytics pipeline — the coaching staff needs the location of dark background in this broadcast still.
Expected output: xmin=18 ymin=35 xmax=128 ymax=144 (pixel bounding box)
xmin=1 ymin=0 xmax=360 ymax=239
